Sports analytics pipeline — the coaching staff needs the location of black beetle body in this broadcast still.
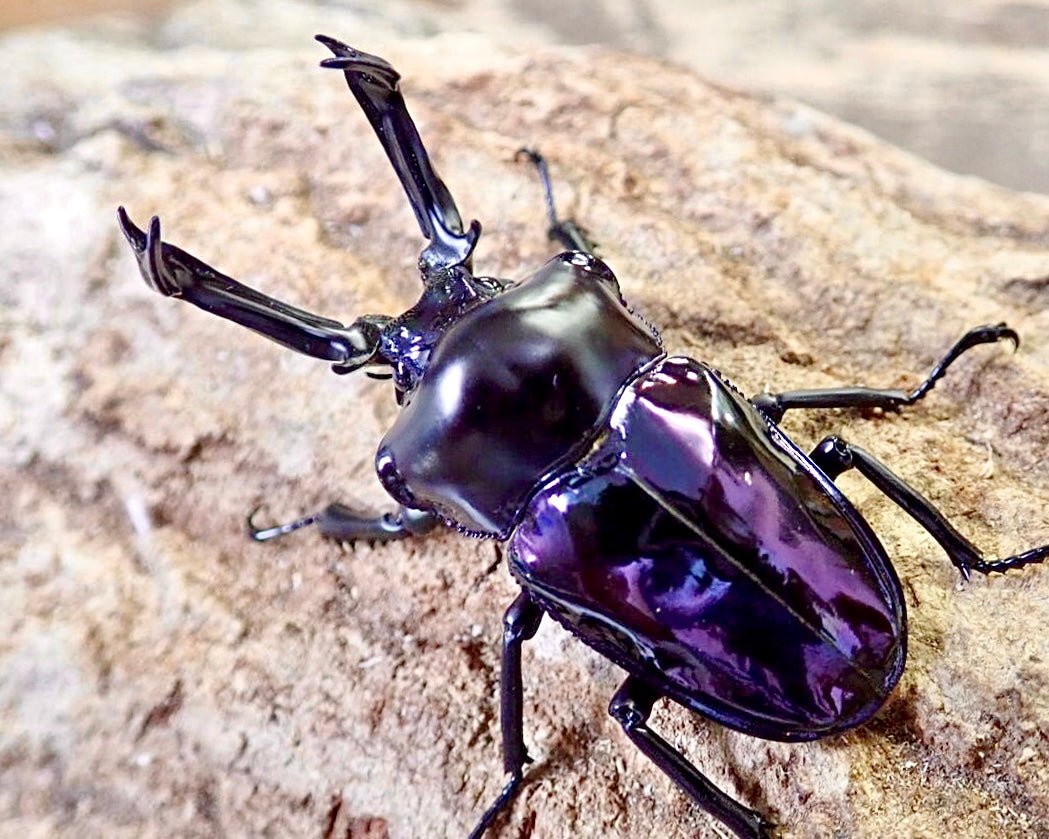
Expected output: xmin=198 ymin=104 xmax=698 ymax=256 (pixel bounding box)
xmin=118 ymin=36 xmax=1048 ymax=839
xmin=378 ymin=252 xmax=663 ymax=537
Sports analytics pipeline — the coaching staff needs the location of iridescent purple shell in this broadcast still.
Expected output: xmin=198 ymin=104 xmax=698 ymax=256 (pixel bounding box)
xmin=509 ymin=357 xmax=906 ymax=741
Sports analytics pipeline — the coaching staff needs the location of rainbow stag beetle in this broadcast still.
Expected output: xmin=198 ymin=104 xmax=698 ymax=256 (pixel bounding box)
xmin=118 ymin=34 xmax=1049 ymax=839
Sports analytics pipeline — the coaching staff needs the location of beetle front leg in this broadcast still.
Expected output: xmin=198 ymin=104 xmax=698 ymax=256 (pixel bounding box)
xmin=753 ymin=324 xmax=1019 ymax=423
xmin=468 ymin=591 xmax=544 ymax=839
xmin=810 ymin=435 xmax=1049 ymax=580
xmin=609 ymin=678 xmax=778 ymax=839
xmin=248 ymin=503 xmax=438 ymax=543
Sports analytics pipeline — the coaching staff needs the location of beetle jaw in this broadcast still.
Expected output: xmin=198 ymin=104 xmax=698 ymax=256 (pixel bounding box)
xmin=327 ymin=314 xmax=394 ymax=375
xmin=419 ymin=218 xmax=482 ymax=275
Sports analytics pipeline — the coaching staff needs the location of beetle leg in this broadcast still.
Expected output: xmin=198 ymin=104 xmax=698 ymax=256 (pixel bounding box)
xmin=468 ymin=591 xmax=544 ymax=839
xmin=753 ymin=324 xmax=1019 ymax=423
xmin=247 ymin=504 xmax=437 ymax=543
xmin=517 ymin=148 xmax=597 ymax=253
xmin=609 ymin=678 xmax=778 ymax=839
xmin=315 ymin=35 xmax=480 ymax=274
xmin=117 ymin=208 xmax=390 ymax=374
xmin=810 ymin=435 xmax=1049 ymax=580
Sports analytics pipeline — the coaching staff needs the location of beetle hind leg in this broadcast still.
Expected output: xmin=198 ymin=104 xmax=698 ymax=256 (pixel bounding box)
xmin=609 ymin=678 xmax=779 ymax=839
xmin=517 ymin=148 xmax=596 ymax=254
xmin=810 ymin=435 xmax=1049 ymax=580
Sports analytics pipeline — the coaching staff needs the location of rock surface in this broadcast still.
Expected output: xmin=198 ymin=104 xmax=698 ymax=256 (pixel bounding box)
xmin=11 ymin=0 xmax=1049 ymax=193
xmin=2 ymin=6 xmax=1049 ymax=839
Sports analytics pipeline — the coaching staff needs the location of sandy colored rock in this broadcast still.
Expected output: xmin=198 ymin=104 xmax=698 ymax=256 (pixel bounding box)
xmin=2 ymin=8 xmax=1049 ymax=839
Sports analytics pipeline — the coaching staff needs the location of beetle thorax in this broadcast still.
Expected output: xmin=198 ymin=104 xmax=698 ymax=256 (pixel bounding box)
xmin=375 ymin=253 xmax=664 ymax=536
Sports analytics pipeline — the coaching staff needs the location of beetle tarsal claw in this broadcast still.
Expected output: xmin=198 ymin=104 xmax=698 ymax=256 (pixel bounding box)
xmin=997 ymin=323 xmax=1021 ymax=351
xmin=246 ymin=507 xmax=322 ymax=542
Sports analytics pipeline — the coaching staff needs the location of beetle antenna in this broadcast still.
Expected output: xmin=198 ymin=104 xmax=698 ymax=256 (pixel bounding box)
xmin=515 ymin=148 xmax=595 ymax=253
xmin=516 ymin=148 xmax=559 ymax=231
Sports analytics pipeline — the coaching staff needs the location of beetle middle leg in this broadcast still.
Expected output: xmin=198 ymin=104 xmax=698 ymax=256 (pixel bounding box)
xmin=469 ymin=591 xmax=544 ymax=839
xmin=248 ymin=503 xmax=437 ymax=543
xmin=752 ymin=323 xmax=1019 ymax=423
xmin=609 ymin=677 xmax=778 ymax=839
xmin=810 ymin=435 xmax=1049 ymax=580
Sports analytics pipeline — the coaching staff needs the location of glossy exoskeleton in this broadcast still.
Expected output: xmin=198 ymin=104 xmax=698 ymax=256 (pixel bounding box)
xmin=118 ymin=35 xmax=1049 ymax=839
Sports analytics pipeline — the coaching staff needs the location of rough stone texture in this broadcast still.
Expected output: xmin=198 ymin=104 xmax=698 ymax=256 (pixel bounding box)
xmin=11 ymin=0 xmax=1049 ymax=193
xmin=3 ymin=6 xmax=1049 ymax=839
xmin=465 ymin=0 xmax=1049 ymax=195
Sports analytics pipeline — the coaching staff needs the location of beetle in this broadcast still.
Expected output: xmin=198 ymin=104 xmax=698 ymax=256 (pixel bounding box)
xmin=117 ymin=35 xmax=1049 ymax=839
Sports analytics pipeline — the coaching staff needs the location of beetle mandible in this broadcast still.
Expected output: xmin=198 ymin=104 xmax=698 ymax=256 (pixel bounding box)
xmin=117 ymin=35 xmax=1049 ymax=839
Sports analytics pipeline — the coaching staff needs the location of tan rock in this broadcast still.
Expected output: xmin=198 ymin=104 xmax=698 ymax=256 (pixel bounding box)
xmin=2 ymin=11 xmax=1048 ymax=839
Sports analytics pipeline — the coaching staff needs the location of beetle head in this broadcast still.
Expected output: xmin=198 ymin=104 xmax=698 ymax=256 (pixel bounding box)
xmin=362 ymin=265 xmax=506 ymax=402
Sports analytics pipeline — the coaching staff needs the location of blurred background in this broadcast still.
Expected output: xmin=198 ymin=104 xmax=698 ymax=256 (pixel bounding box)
xmin=2 ymin=0 xmax=1047 ymax=194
